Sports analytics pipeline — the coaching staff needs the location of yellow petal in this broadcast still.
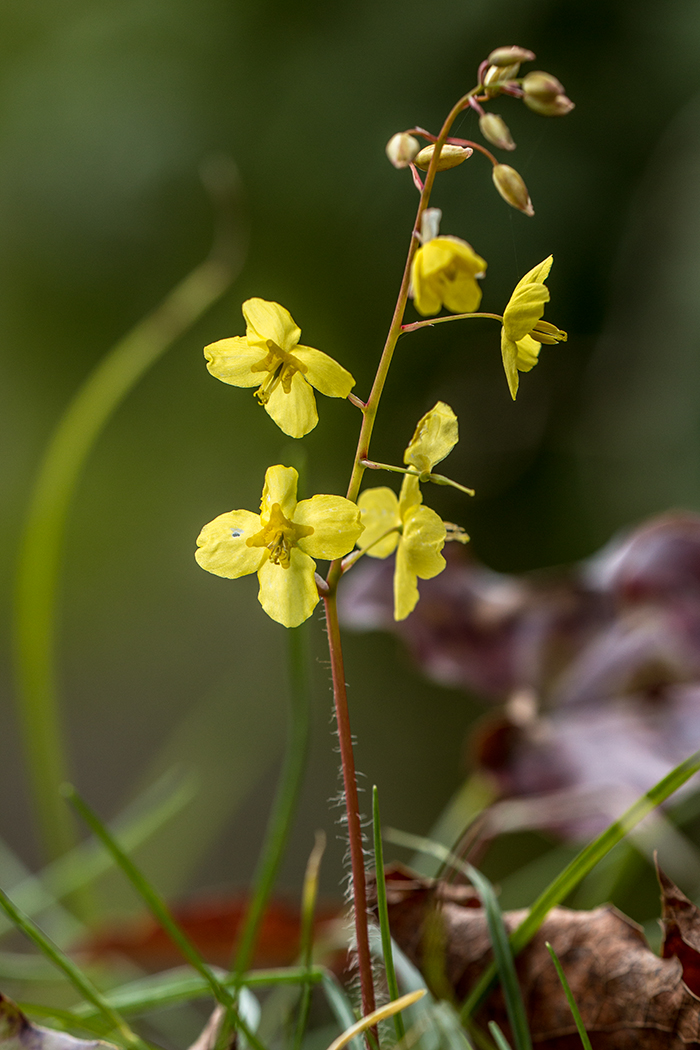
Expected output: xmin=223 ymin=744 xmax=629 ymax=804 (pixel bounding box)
xmin=411 ymin=251 xmax=442 ymax=316
xmin=515 ymin=334 xmax=541 ymax=372
xmin=265 ymin=371 xmax=319 ymax=438
xmin=242 ymin=298 xmax=301 ymax=353
xmin=411 ymin=238 xmax=487 ymax=317
xmin=357 ymin=488 xmax=401 ymax=558
xmin=500 ymin=331 xmax=520 ymax=400
xmin=398 ymin=472 xmax=423 ymax=520
xmin=512 ymin=255 xmax=553 ymax=296
xmin=204 ymin=337 xmax=267 ymax=388
xmin=503 ymin=256 xmax=553 ymax=341
xmin=404 ymin=401 xmax=459 ymax=474
xmin=401 ymin=505 xmax=446 ymax=579
xmin=195 ymin=510 xmax=264 ymax=578
xmin=294 ymin=495 xmax=364 ymax=560
xmin=257 ymin=546 xmax=319 ymax=627
xmin=441 ymin=271 xmax=483 ymax=313
xmin=394 ymin=542 xmax=419 ymax=621
xmin=293 ymin=346 xmax=355 ymax=398
xmin=260 ymin=465 xmax=299 ymax=520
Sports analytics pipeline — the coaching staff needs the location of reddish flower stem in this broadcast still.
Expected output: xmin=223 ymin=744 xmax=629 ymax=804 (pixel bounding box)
xmin=323 ymin=592 xmax=376 ymax=1036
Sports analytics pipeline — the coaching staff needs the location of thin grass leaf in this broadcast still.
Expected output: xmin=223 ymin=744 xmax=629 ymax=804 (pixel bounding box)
xmin=64 ymin=787 xmax=266 ymax=1050
xmin=73 ymin=967 xmax=325 ymax=1022
xmin=325 ymin=992 xmax=425 ymax=1050
xmin=462 ymin=865 xmax=531 ymax=1050
xmin=292 ymin=831 xmax=326 ymax=1050
xmin=372 ymin=786 xmax=405 ymax=1043
xmin=0 ymin=771 xmax=194 ymax=943
xmin=13 ymin=175 xmax=244 ymax=863
xmin=545 ymin=943 xmax=592 ymax=1050
xmin=321 ymin=974 xmax=364 ymax=1050
xmin=460 ymin=748 xmax=700 ymax=1021
xmin=488 ymin=1022 xmax=512 ymax=1050
xmin=0 ymin=887 xmax=146 ymax=1050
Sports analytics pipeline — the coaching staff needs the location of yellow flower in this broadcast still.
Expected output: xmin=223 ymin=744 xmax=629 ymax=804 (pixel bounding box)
xmin=204 ymin=299 xmax=355 ymax=438
xmin=411 ymin=236 xmax=487 ymax=317
xmin=403 ymin=401 xmax=459 ymax=477
xmin=500 ymin=256 xmax=567 ymax=399
xmin=196 ymin=465 xmax=363 ymax=628
xmin=357 ymin=474 xmax=446 ymax=621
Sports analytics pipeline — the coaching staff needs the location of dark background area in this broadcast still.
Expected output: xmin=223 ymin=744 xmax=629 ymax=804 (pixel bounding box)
xmin=1 ymin=0 xmax=700 ymax=914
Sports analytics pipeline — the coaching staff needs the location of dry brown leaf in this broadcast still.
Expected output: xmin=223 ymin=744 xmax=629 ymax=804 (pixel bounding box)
xmin=380 ymin=863 xmax=700 ymax=1050
xmin=0 ymin=993 xmax=115 ymax=1050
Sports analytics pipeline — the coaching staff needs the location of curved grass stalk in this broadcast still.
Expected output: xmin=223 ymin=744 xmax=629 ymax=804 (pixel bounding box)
xmin=13 ymin=164 xmax=246 ymax=862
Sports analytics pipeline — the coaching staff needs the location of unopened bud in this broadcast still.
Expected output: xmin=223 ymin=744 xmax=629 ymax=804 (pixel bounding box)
xmin=479 ymin=113 xmax=516 ymax=151
xmin=385 ymin=132 xmax=421 ymax=169
xmin=522 ymin=71 xmax=575 ymax=117
xmin=525 ymin=94 xmax=575 ymax=117
xmin=414 ymin=143 xmax=472 ymax=172
xmin=492 ymin=164 xmax=534 ymax=216
xmin=487 ymin=46 xmax=535 ymax=66
xmin=522 ymin=71 xmax=565 ymax=101
xmin=483 ymin=62 xmax=521 ymax=92
xmin=420 ymin=208 xmax=442 ymax=243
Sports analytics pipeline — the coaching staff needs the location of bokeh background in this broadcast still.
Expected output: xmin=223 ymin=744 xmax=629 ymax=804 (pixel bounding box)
xmin=2 ymin=0 xmax=700 ymax=917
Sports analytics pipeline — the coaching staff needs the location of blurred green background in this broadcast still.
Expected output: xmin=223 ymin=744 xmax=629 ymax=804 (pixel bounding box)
xmin=2 ymin=0 xmax=700 ymax=913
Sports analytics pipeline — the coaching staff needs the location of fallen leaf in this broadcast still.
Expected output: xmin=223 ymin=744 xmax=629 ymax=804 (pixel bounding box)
xmin=379 ymin=863 xmax=700 ymax=1049
xmin=82 ymin=894 xmax=342 ymax=971
xmin=0 ymin=993 xmax=115 ymax=1050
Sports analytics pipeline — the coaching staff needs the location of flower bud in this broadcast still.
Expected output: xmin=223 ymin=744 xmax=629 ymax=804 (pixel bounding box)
xmin=479 ymin=113 xmax=516 ymax=151
xmin=414 ymin=143 xmax=472 ymax=172
xmin=385 ymin=132 xmax=421 ymax=169
xmin=483 ymin=62 xmax=521 ymax=93
xmin=487 ymin=46 xmax=536 ymax=66
xmin=420 ymin=208 xmax=442 ymax=243
xmin=522 ymin=71 xmax=575 ymax=117
xmin=492 ymin=164 xmax=534 ymax=216
xmin=522 ymin=70 xmax=565 ymax=101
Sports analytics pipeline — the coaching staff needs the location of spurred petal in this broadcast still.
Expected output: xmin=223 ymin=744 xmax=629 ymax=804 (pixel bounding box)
xmin=404 ymin=402 xmax=459 ymax=475
xmin=500 ymin=332 xmax=520 ymax=400
xmin=515 ymin=334 xmax=542 ymax=372
xmin=398 ymin=473 xmax=423 ymax=520
xmin=204 ymin=337 xmax=267 ymax=388
xmin=441 ymin=271 xmax=483 ymax=313
xmin=357 ymin=488 xmax=401 ymax=558
xmin=265 ymin=371 xmax=318 ymax=438
xmin=294 ymin=495 xmax=364 ymax=560
xmin=257 ymin=547 xmax=319 ymax=627
xmin=195 ymin=510 xmax=264 ymax=579
xmin=242 ymin=298 xmax=301 ymax=353
xmin=512 ymin=255 xmax=553 ymax=296
xmin=260 ymin=465 xmax=299 ymax=519
xmin=402 ymin=505 xmax=447 ymax=579
xmin=293 ymin=346 xmax=355 ymax=398
xmin=394 ymin=543 xmax=420 ymax=621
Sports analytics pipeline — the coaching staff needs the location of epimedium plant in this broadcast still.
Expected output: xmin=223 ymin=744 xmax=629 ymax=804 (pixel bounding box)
xmin=194 ymin=43 xmax=571 ymax=1029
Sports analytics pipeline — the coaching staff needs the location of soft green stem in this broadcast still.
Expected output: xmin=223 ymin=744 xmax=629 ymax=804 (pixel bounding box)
xmin=0 ymin=886 xmax=147 ymax=1050
xmin=401 ymin=312 xmax=503 ymax=334
xmin=323 ymin=592 xmax=376 ymax=1030
xmin=292 ymin=830 xmax=326 ymax=1050
xmin=14 ymin=203 xmax=243 ymax=862
xmin=232 ymin=623 xmax=312 ymax=979
xmin=372 ymin=787 xmax=405 ymax=1043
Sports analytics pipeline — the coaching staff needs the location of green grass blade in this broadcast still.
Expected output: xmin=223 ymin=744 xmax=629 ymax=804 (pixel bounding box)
xmin=292 ymin=831 xmax=326 ymax=1050
xmin=545 ymin=943 xmax=591 ymax=1050
xmin=232 ymin=622 xmax=312 ymax=979
xmin=488 ymin=1022 xmax=512 ymax=1050
xmin=460 ymin=748 xmax=700 ymax=1021
xmin=321 ymin=973 xmax=364 ymax=1050
xmin=13 ymin=167 xmax=244 ymax=863
xmin=0 ymin=771 xmax=193 ymax=941
xmin=372 ymin=785 xmax=405 ymax=1043
xmin=463 ymin=864 xmax=531 ymax=1050
xmin=72 ymin=967 xmax=325 ymax=1021
xmin=0 ymin=886 xmax=146 ymax=1050
xmin=64 ymin=787 xmax=267 ymax=1050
